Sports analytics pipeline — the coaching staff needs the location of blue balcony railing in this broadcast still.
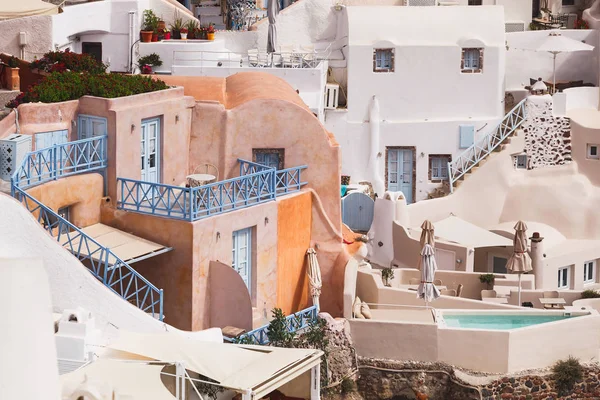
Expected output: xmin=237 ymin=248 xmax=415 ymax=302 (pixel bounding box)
xmin=117 ymin=159 xmax=308 ymax=221
xmin=11 ymin=135 xmax=107 ymax=193
xmin=13 ymin=186 xmax=164 ymax=320
xmin=232 ymin=305 xmax=318 ymax=345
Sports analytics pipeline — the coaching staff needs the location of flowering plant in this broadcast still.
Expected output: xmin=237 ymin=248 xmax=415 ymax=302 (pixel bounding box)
xmin=141 ymin=64 xmax=153 ymax=74
xmin=180 ymin=27 xmax=188 ymax=33
xmin=575 ymin=19 xmax=589 ymax=30
xmin=29 ymin=49 xmax=106 ymax=74
xmin=207 ymin=24 xmax=215 ymax=34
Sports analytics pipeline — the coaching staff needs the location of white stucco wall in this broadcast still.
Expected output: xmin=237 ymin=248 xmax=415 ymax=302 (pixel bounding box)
xmin=452 ymin=0 xmax=533 ymax=27
xmin=506 ymin=30 xmax=600 ymax=91
xmin=0 ymin=15 xmax=53 ymax=61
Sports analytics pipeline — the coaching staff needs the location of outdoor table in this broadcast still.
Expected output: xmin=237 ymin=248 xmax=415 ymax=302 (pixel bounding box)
xmin=186 ymin=173 xmax=216 ymax=187
xmin=482 ymin=297 xmax=509 ymax=304
xmin=539 ymin=298 xmax=566 ymax=308
xmin=406 ymin=285 xmax=447 ymax=291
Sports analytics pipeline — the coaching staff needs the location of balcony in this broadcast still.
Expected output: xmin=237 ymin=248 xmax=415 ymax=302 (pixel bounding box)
xmin=117 ymin=159 xmax=307 ymax=221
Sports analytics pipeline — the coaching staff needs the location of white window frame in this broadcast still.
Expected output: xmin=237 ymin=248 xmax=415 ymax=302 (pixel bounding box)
xmin=584 ymin=260 xmax=596 ymax=284
xmin=430 ymin=156 xmax=450 ymax=180
xmin=374 ymin=49 xmax=394 ymax=73
xmin=462 ymin=48 xmax=481 ymax=72
xmin=587 ymin=144 xmax=599 ymax=160
xmin=558 ymin=266 xmax=570 ymax=289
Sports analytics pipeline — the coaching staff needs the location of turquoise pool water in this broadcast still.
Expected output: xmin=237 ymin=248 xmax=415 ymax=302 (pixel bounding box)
xmin=443 ymin=314 xmax=580 ymax=330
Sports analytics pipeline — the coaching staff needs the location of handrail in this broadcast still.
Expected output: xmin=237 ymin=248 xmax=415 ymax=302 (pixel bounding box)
xmin=117 ymin=159 xmax=308 ymax=222
xmin=13 ymin=186 xmax=164 ymax=320
xmin=447 ymin=98 xmax=527 ymax=192
xmin=11 ymin=135 xmax=108 ymax=193
xmin=171 ymin=49 xmax=327 ymax=70
xmin=232 ymin=305 xmax=318 ymax=345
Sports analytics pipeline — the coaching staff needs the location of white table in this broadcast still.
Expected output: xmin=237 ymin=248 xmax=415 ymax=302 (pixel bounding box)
xmin=539 ymin=298 xmax=566 ymax=309
xmin=186 ymin=174 xmax=216 ymax=187
xmin=482 ymin=297 xmax=508 ymax=304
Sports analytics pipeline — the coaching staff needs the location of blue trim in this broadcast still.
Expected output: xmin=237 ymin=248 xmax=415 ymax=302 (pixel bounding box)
xmin=117 ymin=159 xmax=308 ymax=221
xmin=234 ymin=305 xmax=318 ymax=345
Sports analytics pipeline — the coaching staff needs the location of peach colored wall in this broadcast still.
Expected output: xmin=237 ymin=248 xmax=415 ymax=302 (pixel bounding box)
xmin=191 ymin=200 xmax=279 ymax=330
xmin=571 ymin=116 xmax=600 ymax=188
xmin=208 ymin=261 xmax=253 ymax=331
xmin=101 ymin=206 xmax=194 ymax=330
xmin=17 ymin=101 xmax=79 ymax=143
xmin=0 ymin=110 xmax=16 ymax=138
xmin=277 ymin=191 xmax=312 ymax=315
xmin=77 ymin=89 xmax=195 ymax=203
xmin=26 ymin=173 xmax=103 ymax=228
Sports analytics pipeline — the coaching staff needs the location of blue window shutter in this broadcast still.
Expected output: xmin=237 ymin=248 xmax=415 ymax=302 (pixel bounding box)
xmin=459 ymin=125 xmax=475 ymax=149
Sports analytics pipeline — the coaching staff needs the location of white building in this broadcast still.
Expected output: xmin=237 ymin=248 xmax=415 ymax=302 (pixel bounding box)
xmin=326 ymin=5 xmax=506 ymax=202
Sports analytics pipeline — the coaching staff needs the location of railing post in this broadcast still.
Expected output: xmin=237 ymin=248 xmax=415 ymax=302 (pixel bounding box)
xmin=270 ymin=170 xmax=276 ymax=200
xmin=52 ymin=145 xmax=58 ymax=180
xmin=447 ymin=161 xmax=453 ymax=193
xmin=159 ymin=289 xmax=164 ymax=321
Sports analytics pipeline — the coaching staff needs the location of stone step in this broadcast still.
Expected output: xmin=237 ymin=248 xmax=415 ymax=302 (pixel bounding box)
xmin=196 ymin=5 xmax=221 ymax=15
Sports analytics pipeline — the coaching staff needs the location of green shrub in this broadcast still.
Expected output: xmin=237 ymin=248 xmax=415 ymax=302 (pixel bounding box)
xmin=266 ymin=308 xmax=296 ymax=348
xmin=7 ymin=56 xmax=19 ymax=68
xmin=8 ymin=72 xmax=168 ymax=107
xmin=138 ymin=53 xmax=162 ymax=68
xmin=581 ymin=289 xmax=600 ymax=299
xmin=552 ymin=356 xmax=583 ymax=396
xmin=479 ymin=273 xmax=495 ymax=289
xmin=193 ymin=375 xmax=224 ymax=400
xmin=30 ymin=49 xmax=107 ymax=74
xmin=381 ymin=267 xmax=395 ymax=286
xmin=340 ymin=378 xmax=356 ymax=394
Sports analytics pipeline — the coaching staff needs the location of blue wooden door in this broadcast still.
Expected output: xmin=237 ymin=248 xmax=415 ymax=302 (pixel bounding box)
xmin=232 ymin=227 xmax=252 ymax=294
xmin=342 ymin=192 xmax=374 ymax=232
xmin=35 ymin=130 xmax=68 ymax=150
xmin=255 ymin=152 xmax=280 ymax=169
xmin=387 ymin=149 xmax=413 ymax=204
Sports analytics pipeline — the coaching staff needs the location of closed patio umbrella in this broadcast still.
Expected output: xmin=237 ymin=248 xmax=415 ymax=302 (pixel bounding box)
xmin=506 ymin=221 xmax=532 ymax=307
xmin=267 ymin=0 xmax=279 ymax=55
xmin=420 ymin=220 xmax=435 ymax=248
xmin=417 ymin=243 xmax=440 ymax=307
xmin=306 ymin=248 xmax=322 ymax=311
xmin=512 ymin=31 xmax=594 ymax=94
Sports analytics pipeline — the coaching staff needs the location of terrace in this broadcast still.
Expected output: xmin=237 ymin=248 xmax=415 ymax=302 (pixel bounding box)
xmin=117 ymin=159 xmax=307 ymax=221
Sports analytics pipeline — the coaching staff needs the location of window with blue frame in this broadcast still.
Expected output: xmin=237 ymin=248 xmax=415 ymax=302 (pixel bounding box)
xmin=461 ymin=48 xmax=483 ymax=73
xmin=253 ymin=148 xmax=284 ymax=170
xmin=373 ymin=49 xmax=394 ymax=73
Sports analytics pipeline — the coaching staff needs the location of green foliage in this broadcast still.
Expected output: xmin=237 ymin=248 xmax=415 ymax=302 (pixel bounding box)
xmin=193 ymin=375 xmax=225 ymax=400
xmin=266 ymin=308 xmax=296 ymax=347
xmin=232 ymin=335 xmax=256 ymax=345
xmin=381 ymin=267 xmax=395 ymax=286
xmin=552 ymin=356 xmax=583 ymax=396
xmin=170 ymin=17 xmax=184 ymax=32
xmin=143 ymin=9 xmax=159 ymax=31
xmin=479 ymin=273 xmax=495 ymax=288
xmin=302 ymin=316 xmax=329 ymax=352
xmin=340 ymin=378 xmax=356 ymax=394
xmin=11 ymin=72 xmax=168 ymax=106
xmin=581 ymin=289 xmax=600 ymax=299
xmin=29 ymin=49 xmax=107 ymax=74
xmin=138 ymin=53 xmax=163 ymax=68
xmin=185 ymin=19 xmax=199 ymax=32
xmin=7 ymin=56 xmax=19 ymax=68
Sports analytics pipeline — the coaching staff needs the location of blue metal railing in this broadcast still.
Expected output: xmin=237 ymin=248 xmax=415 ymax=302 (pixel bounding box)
xmin=11 ymin=135 xmax=108 ymax=193
xmin=117 ymin=159 xmax=308 ymax=221
xmin=13 ymin=187 xmax=164 ymax=320
xmin=448 ymin=98 xmax=527 ymax=193
xmin=10 ymin=135 xmax=164 ymax=321
xmin=233 ymin=305 xmax=318 ymax=345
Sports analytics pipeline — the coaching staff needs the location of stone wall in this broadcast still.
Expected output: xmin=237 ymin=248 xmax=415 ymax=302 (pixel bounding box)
xmin=521 ymin=95 xmax=572 ymax=169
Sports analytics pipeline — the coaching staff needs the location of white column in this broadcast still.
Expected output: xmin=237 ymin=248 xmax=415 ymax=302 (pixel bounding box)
xmin=310 ymin=365 xmax=321 ymax=400
xmin=242 ymin=389 xmax=253 ymax=400
xmin=176 ymin=362 xmax=186 ymax=400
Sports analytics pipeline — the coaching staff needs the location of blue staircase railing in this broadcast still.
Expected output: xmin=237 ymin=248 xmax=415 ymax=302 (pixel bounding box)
xmin=10 ymin=135 xmax=164 ymax=321
xmin=448 ymin=98 xmax=527 ymax=193
xmin=117 ymin=159 xmax=308 ymax=221
xmin=232 ymin=305 xmax=318 ymax=345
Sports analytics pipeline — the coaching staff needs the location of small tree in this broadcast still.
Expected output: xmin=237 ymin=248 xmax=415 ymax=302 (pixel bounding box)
xmin=266 ymin=308 xmax=295 ymax=348
xmin=552 ymin=356 xmax=583 ymax=396
xmin=581 ymin=289 xmax=600 ymax=299
xmin=381 ymin=267 xmax=395 ymax=287
xmin=479 ymin=273 xmax=495 ymax=289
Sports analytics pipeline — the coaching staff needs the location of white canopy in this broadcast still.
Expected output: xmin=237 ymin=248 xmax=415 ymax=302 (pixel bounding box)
xmin=0 ymin=0 xmax=59 ymax=20
xmin=416 ymin=216 xmax=513 ymax=249
xmin=107 ymin=332 xmax=322 ymax=396
xmin=513 ymin=31 xmax=595 ymax=54
xmin=61 ymin=359 xmax=176 ymax=400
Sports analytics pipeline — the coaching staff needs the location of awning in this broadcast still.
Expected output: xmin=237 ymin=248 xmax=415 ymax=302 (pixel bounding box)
xmin=59 ymin=223 xmax=172 ymax=265
xmin=412 ymin=216 xmax=512 ymax=249
xmin=60 ymin=359 xmax=176 ymax=400
xmin=0 ymin=0 xmax=59 ymax=20
xmin=107 ymin=331 xmax=322 ymax=396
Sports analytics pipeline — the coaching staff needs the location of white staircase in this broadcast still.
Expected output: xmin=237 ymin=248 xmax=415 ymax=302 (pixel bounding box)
xmin=195 ymin=0 xmax=226 ymax=30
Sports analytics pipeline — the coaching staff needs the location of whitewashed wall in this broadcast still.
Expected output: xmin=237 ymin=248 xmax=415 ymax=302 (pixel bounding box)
xmin=505 ymin=30 xmax=600 ymax=91
xmin=0 ymin=15 xmax=53 ymax=61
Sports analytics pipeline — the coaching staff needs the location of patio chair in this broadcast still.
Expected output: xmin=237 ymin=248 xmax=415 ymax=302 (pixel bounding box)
xmin=433 ymin=279 xmax=443 ymax=286
xmin=248 ymin=49 xmax=259 ymax=67
xmin=549 ymin=13 xmax=568 ymax=29
xmin=543 ymin=290 xmax=560 ymax=309
xmin=456 ymin=284 xmax=464 ymax=298
xmin=440 ymin=289 xmax=457 ymax=297
xmin=481 ymin=289 xmax=497 ymax=299
xmin=409 ymin=278 xmax=420 ymax=285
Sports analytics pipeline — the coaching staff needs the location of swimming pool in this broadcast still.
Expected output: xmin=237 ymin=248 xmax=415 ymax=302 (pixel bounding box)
xmin=441 ymin=314 xmax=580 ymax=330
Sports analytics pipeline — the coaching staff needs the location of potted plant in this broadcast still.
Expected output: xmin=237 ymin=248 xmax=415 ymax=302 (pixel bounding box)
xmin=141 ymin=10 xmax=158 ymax=43
xmin=185 ymin=20 xmax=199 ymax=39
xmin=170 ymin=18 xmax=183 ymax=39
xmin=180 ymin=27 xmax=188 ymax=40
xmin=163 ymin=28 xmax=171 ymax=40
xmin=152 ymin=27 xmax=159 ymax=42
xmin=479 ymin=273 xmax=495 ymax=289
xmin=157 ymin=18 xmax=166 ymax=32
xmin=4 ymin=56 xmax=20 ymax=91
xmin=207 ymin=24 xmax=215 ymax=40
xmin=381 ymin=267 xmax=395 ymax=287
xmin=138 ymin=53 xmax=162 ymax=74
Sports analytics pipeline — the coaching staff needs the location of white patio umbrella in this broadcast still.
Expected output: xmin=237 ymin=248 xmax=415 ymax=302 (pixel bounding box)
xmin=513 ymin=31 xmax=594 ymax=94
xmin=306 ymin=248 xmax=322 ymax=311
xmin=267 ymin=0 xmax=279 ymax=55
xmin=506 ymin=221 xmax=533 ymax=307
xmin=417 ymin=244 xmax=440 ymax=307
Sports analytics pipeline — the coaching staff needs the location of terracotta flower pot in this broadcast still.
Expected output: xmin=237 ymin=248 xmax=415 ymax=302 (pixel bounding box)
xmin=207 ymin=32 xmax=215 ymax=41
xmin=4 ymin=67 xmax=19 ymax=91
xmin=151 ymin=33 xmax=159 ymax=42
xmin=140 ymin=30 xmax=153 ymax=43
xmin=157 ymin=20 xmax=166 ymax=31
